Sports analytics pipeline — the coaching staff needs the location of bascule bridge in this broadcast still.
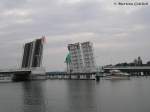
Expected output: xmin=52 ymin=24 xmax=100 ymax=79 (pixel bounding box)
xmin=0 ymin=37 xmax=46 ymax=81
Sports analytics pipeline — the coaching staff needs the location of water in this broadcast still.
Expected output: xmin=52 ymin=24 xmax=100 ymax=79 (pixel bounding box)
xmin=0 ymin=77 xmax=150 ymax=112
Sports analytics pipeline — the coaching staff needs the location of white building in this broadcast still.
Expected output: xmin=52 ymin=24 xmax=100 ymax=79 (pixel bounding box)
xmin=67 ymin=41 xmax=96 ymax=73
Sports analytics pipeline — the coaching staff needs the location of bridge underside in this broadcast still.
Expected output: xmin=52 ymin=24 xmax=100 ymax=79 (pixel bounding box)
xmin=13 ymin=72 xmax=31 ymax=81
xmin=10 ymin=70 xmax=31 ymax=81
xmin=0 ymin=68 xmax=46 ymax=81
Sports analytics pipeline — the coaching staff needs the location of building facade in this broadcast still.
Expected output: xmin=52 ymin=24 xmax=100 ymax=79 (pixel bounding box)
xmin=67 ymin=41 xmax=96 ymax=73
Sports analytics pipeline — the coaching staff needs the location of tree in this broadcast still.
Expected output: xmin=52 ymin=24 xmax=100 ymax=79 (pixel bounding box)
xmin=147 ymin=61 xmax=150 ymax=66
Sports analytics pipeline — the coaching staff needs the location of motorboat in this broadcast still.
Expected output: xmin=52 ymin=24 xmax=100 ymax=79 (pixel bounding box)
xmin=105 ymin=70 xmax=130 ymax=80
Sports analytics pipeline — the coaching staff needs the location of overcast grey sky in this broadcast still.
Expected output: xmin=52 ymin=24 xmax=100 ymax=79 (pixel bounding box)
xmin=0 ymin=0 xmax=150 ymax=71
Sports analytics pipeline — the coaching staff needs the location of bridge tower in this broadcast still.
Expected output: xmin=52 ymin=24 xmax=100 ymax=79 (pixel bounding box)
xmin=22 ymin=37 xmax=45 ymax=68
xmin=13 ymin=37 xmax=46 ymax=81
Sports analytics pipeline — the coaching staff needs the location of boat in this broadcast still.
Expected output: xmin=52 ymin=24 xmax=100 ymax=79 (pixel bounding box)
xmin=105 ymin=70 xmax=130 ymax=80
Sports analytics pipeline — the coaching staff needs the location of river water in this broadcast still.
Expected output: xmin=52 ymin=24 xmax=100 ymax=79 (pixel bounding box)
xmin=0 ymin=77 xmax=150 ymax=112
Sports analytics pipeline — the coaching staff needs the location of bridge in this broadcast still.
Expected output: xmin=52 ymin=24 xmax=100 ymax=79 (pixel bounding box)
xmin=46 ymin=72 xmax=96 ymax=80
xmin=0 ymin=68 xmax=31 ymax=81
xmin=0 ymin=37 xmax=46 ymax=81
xmin=103 ymin=66 xmax=150 ymax=76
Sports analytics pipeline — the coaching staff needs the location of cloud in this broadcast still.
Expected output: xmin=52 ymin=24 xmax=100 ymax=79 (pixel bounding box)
xmin=0 ymin=0 xmax=27 ymax=9
xmin=0 ymin=0 xmax=150 ymax=70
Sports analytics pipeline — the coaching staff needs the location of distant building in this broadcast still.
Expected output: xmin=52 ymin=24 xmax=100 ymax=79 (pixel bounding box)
xmin=133 ymin=59 xmax=138 ymax=66
xmin=133 ymin=56 xmax=143 ymax=66
xmin=137 ymin=56 xmax=142 ymax=65
xmin=22 ymin=37 xmax=45 ymax=68
xmin=66 ymin=41 xmax=96 ymax=73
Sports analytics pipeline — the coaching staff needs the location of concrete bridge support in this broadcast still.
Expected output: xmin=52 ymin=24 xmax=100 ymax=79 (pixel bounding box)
xmin=12 ymin=73 xmax=30 ymax=81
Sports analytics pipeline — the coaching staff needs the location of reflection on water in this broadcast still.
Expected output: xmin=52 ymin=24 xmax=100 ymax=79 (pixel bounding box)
xmin=0 ymin=77 xmax=150 ymax=112
xmin=96 ymin=77 xmax=150 ymax=112
xmin=66 ymin=81 xmax=97 ymax=112
xmin=22 ymin=81 xmax=46 ymax=112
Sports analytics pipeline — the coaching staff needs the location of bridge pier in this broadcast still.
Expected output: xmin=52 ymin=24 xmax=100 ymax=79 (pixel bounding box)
xmin=12 ymin=73 xmax=30 ymax=81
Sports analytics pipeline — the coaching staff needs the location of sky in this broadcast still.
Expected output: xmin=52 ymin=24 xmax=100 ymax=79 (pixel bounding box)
xmin=0 ymin=0 xmax=150 ymax=71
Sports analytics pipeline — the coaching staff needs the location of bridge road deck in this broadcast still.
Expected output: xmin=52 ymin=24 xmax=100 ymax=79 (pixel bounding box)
xmin=0 ymin=69 xmax=31 ymax=81
xmin=0 ymin=69 xmax=31 ymax=74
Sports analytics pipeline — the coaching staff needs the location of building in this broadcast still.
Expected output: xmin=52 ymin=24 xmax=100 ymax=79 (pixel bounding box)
xmin=137 ymin=56 xmax=142 ymax=66
xmin=67 ymin=41 xmax=96 ymax=73
xmin=133 ymin=56 xmax=143 ymax=66
xmin=22 ymin=37 xmax=45 ymax=68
